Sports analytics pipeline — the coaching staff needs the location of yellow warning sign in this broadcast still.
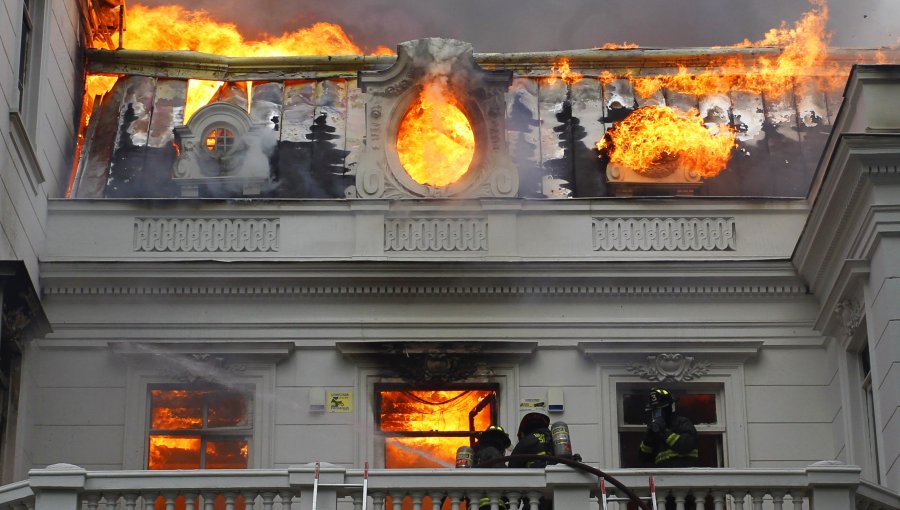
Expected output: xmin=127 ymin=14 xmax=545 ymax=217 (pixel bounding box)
xmin=327 ymin=391 xmax=352 ymax=413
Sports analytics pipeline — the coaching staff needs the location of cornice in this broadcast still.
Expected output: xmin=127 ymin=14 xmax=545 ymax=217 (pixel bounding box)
xmin=41 ymin=260 xmax=809 ymax=299
xmin=578 ymin=339 xmax=763 ymax=363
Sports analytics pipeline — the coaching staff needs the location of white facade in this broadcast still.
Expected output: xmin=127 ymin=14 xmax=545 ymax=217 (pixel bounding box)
xmin=0 ymin=2 xmax=899 ymax=509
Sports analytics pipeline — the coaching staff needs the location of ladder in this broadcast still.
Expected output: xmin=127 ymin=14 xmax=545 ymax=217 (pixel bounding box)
xmin=311 ymin=461 xmax=369 ymax=510
xmin=599 ymin=474 xmax=658 ymax=510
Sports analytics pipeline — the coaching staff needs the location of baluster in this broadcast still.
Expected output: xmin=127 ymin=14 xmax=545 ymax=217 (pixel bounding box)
xmin=673 ymin=490 xmax=688 ymax=510
xmin=446 ymin=492 xmax=463 ymax=510
xmin=278 ymin=491 xmax=293 ymax=510
xmin=526 ymin=491 xmax=543 ymax=510
xmin=693 ymin=490 xmax=707 ymax=510
xmin=370 ymin=492 xmax=385 ymax=510
xmin=163 ymin=493 xmax=178 ymax=510
xmin=390 ymin=492 xmax=404 ymax=510
xmin=201 ymin=492 xmax=216 ymax=510
xmin=750 ymin=490 xmax=766 ymax=510
xmin=710 ymin=491 xmax=725 ymax=510
xmin=260 ymin=493 xmax=275 ymax=510
xmin=730 ymin=491 xmax=748 ymax=510
xmin=183 ymin=493 xmax=197 ymax=510
xmin=140 ymin=493 xmax=157 ymax=510
xmin=102 ymin=493 xmax=120 ymax=510
xmin=428 ymin=492 xmax=443 ymax=510
xmin=656 ymin=489 xmax=668 ymax=510
xmin=352 ymin=495 xmax=362 ymax=510
xmin=85 ymin=493 xmax=101 ymax=510
xmin=487 ymin=491 xmax=503 ymax=510
xmin=789 ymin=490 xmax=807 ymax=510
xmin=770 ymin=491 xmax=785 ymax=510
xmin=122 ymin=493 xmax=138 ymax=510
xmin=410 ymin=492 xmax=424 ymax=510
xmin=506 ymin=492 xmax=521 ymax=510
xmin=223 ymin=493 xmax=236 ymax=510
xmin=243 ymin=491 xmax=258 ymax=510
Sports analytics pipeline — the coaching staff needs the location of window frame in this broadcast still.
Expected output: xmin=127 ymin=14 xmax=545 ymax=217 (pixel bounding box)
xmin=147 ymin=384 xmax=254 ymax=470
xmin=616 ymin=383 xmax=727 ymax=468
xmin=14 ymin=0 xmax=46 ymax=135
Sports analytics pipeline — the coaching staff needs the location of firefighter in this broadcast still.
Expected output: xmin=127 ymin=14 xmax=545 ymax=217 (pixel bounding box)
xmin=474 ymin=424 xmax=511 ymax=467
xmin=508 ymin=410 xmax=554 ymax=468
xmin=639 ymin=387 xmax=699 ymax=467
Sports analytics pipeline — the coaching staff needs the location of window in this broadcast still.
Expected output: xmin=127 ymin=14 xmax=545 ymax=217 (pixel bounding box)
xmin=618 ymin=386 xmax=725 ymax=468
xmin=17 ymin=0 xmax=34 ymax=112
xmin=859 ymin=346 xmax=882 ymax=482
xmin=148 ymin=386 xmax=252 ymax=469
xmin=205 ymin=127 xmax=235 ymax=154
xmin=376 ymin=384 xmax=497 ymax=468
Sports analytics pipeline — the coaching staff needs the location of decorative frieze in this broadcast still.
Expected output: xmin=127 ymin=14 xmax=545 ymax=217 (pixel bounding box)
xmin=628 ymin=353 xmax=711 ymax=382
xmin=385 ymin=218 xmax=488 ymax=252
xmin=134 ymin=218 xmax=279 ymax=252
xmin=593 ymin=217 xmax=736 ymax=251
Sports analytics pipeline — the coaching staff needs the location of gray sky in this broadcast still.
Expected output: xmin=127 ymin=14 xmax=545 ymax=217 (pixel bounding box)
xmin=135 ymin=0 xmax=899 ymax=53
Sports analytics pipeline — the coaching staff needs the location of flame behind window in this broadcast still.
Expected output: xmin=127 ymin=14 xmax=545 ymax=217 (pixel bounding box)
xmin=379 ymin=389 xmax=494 ymax=468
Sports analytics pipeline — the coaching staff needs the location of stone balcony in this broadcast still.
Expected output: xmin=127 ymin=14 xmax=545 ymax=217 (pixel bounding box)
xmin=1 ymin=463 xmax=898 ymax=510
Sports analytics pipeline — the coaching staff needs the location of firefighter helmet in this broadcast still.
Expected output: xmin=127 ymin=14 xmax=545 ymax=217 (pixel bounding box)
xmin=645 ymin=387 xmax=676 ymax=410
xmin=517 ymin=410 xmax=551 ymax=437
xmin=478 ymin=424 xmax=512 ymax=449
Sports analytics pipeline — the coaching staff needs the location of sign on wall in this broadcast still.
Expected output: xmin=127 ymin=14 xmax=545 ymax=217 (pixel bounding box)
xmin=327 ymin=391 xmax=353 ymax=412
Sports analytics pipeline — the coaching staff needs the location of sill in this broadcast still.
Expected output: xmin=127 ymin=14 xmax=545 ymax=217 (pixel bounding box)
xmin=8 ymin=111 xmax=46 ymax=194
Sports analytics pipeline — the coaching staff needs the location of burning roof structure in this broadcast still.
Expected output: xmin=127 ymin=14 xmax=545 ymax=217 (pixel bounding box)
xmin=69 ymin=1 xmax=894 ymax=201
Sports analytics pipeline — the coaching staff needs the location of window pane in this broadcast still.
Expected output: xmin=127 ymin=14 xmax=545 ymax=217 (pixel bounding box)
xmin=619 ymin=432 xmax=723 ymax=468
xmin=385 ymin=437 xmax=469 ymax=468
xmin=206 ymin=439 xmax=249 ymax=469
xmin=622 ymin=392 xmax=648 ymax=425
xmin=208 ymin=391 xmax=250 ymax=428
xmin=379 ymin=390 xmax=493 ymax=432
xmin=151 ymin=390 xmax=203 ymax=430
xmin=149 ymin=436 xmax=201 ymax=469
xmin=677 ymin=394 xmax=717 ymax=424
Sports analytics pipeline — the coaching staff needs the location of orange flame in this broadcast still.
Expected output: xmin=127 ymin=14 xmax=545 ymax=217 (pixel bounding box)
xmin=547 ymin=58 xmax=583 ymax=85
xmin=396 ymin=79 xmax=475 ymax=188
xmin=84 ymin=3 xmax=393 ymax=122
xmin=380 ymin=390 xmax=494 ymax=468
xmin=631 ymin=0 xmax=841 ymax=97
xmin=597 ymin=42 xmax=640 ymax=50
xmin=598 ymin=106 xmax=736 ymax=179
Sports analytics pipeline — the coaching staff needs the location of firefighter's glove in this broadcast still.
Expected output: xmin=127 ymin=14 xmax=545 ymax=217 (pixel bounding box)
xmin=649 ymin=417 xmax=666 ymax=435
xmin=572 ymin=453 xmax=582 ymax=462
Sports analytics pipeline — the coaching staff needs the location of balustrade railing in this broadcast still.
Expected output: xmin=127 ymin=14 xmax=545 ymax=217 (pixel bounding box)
xmin=1 ymin=462 xmax=897 ymax=510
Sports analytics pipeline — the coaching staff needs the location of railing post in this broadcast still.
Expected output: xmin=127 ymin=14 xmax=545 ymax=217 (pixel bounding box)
xmin=289 ymin=463 xmax=346 ymax=510
xmin=805 ymin=461 xmax=861 ymax=510
xmin=545 ymin=464 xmax=594 ymax=510
xmin=28 ymin=464 xmax=86 ymax=510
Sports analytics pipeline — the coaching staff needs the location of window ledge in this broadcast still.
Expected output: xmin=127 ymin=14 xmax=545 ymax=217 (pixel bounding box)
xmin=8 ymin=111 xmax=45 ymax=194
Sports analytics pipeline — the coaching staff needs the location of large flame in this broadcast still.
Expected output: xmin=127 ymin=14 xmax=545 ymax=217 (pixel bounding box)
xmin=547 ymin=58 xmax=583 ymax=85
xmin=380 ymin=390 xmax=494 ymax=468
xmin=598 ymin=106 xmax=737 ymax=179
xmin=396 ymin=79 xmax=475 ymax=188
xmin=631 ymin=0 xmax=841 ymax=98
xmin=84 ymin=3 xmax=392 ymax=122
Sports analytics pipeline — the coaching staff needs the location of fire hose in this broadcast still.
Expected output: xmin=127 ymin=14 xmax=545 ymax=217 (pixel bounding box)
xmin=473 ymin=454 xmax=653 ymax=510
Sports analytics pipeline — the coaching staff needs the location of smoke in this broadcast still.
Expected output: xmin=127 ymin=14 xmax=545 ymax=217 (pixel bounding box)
xmin=135 ymin=0 xmax=899 ymax=52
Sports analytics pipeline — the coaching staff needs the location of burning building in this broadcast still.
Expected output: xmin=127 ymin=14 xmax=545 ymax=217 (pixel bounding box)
xmin=0 ymin=1 xmax=900 ymax=510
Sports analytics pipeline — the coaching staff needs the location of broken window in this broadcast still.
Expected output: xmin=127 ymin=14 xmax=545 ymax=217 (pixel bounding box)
xmin=377 ymin=385 xmax=497 ymax=468
xmin=618 ymin=386 xmax=725 ymax=468
xmin=148 ymin=386 xmax=252 ymax=469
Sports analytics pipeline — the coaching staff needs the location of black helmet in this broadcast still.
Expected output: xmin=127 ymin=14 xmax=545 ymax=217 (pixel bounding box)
xmin=478 ymin=424 xmax=511 ymax=449
xmin=517 ymin=411 xmax=551 ymax=436
xmin=645 ymin=387 xmax=676 ymax=410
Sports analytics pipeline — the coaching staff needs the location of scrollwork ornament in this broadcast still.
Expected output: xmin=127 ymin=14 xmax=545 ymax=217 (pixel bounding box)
xmin=627 ymin=353 xmax=710 ymax=382
xmin=835 ymin=299 xmax=864 ymax=339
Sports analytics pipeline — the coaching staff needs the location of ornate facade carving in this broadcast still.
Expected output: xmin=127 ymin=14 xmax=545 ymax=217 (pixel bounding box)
xmin=356 ymin=39 xmax=516 ymax=199
xmin=134 ymin=218 xmax=279 ymax=252
xmin=834 ymin=299 xmax=865 ymax=339
xmin=627 ymin=353 xmax=711 ymax=382
xmin=385 ymin=218 xmax=487 ymax=252
xmin=593 ymin=217 xmax=736 ymax=251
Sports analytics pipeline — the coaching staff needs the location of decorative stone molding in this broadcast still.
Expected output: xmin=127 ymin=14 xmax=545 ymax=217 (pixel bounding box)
xmin=627 ymin=353 xmax=711 ymax=382
xmin=834 ymin=299 xmax=865 ymax=339
xmin=593 ymin=217 xmax=736 ymax=251
xmin=45 ymin=282 xmax=807 ymax=297
xmin=133 ymin=218 xmax=279 ymax=252
xmin=384 ymin=218 xmax=487 ymax=252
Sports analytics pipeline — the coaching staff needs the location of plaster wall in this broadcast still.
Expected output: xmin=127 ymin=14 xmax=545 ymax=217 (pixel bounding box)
xmin=866 ymin=236 xmax=900 ymax=488
xmin=0 ymin=0 xmax=81 ymax=288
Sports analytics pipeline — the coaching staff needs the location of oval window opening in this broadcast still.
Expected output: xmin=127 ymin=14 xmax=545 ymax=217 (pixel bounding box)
xmin=396 ymin=81 xmax=474 ymax=187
